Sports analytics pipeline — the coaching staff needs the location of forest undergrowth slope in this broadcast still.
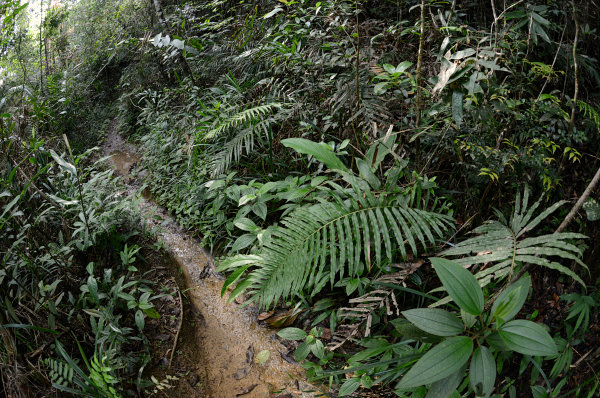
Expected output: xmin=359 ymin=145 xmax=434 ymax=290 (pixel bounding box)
xmin=2 ymin=0 xmax=600 ymax=396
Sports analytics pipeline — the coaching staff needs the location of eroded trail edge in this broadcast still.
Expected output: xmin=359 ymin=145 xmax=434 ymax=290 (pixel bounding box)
xmin=103 ymin=120 xmax=314 ymax=397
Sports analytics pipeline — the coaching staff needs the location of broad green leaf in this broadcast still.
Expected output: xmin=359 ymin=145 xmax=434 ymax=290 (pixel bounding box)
xmin=311 ymin=339 xmax=325 ymax=359
xmin=356 ymin=159 xmax=381 ymax=189
xmin=50 ymin=150 xmax=76 ymax=175
xmin=338 ymin=378 xmax=361 ymax=396
xmin=491 ymin=275 xmax=531 ymax=323
xmin=277 ymin=327 xmax=307 ymax=341
xmin=263 ymin=7 xmax=283 ymax=19
xmin=485 ymin=332 xmax=510 ymax=351
xmin=361 ymin=374 xmax=374 ymax=389
xmin=143 ymin=308 xmax=160 ymax=319
xmin=234 ymin=217 xmax=259 ymax=232
xmin=383 ymin=63 xmax=396 ymax=74
xmin=531 ymin=385 xmax=548 ymax=398
xmin=231 ymin=233 xmax=257 ymax=252
xmin=217 ymin=254 xmax=261 ymax=272
xmin=87 ymin=276 xmax=98 ymax=303
xmin=461 ymin=309 xmax=477 ymax=328
xmin=281 ymin=138 xmax=348 ymax=172
xmin=498 ymin=320 xmax=558 ymax=357
xmin=583 ymin=198 xmax=600 ymax=221
xmin=430 ymin=257 xmax=484 ymax=315
xmin=374 ymin=81 xmax=389 ymax=94
xmin=470 ymin=346 xmax=496 ymax=397
xmin=221 ymin=264 xmax=251 ymax=296
xmin=255 ymin=350 xmax=270 ymax=364
xmin=393 ymin=61 xmax=413 ymax=74
xmin=238 ymin=194 xmax=256 ymax=206
xmin=390 ymin=319 xmax=442 ymax=343
xmin=449 ymin=48 xmax=476 ymax=60
xmin=402 ymin=308 xmax=464 ymax=336
xmin=396 ymin=336 xmax=473 ymax=390
xmin=426 ymin=365 xmax=466 ymax=398
xmin=252 ymin=201 xmax=267 ymax=220
xmin=135 ymin=310 xmax=145 ymax=330
xmin=294 ymin=341 xmax=311 ymax=361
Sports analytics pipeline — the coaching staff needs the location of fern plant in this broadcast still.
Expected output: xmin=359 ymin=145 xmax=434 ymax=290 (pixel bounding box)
xmin=48 ymin=340 xmax=122 ymax=398
xmin=218 ymin=137 xmax=454 ymax=308
xmin=44 ymin=358 xmax=75 ymax=390
xmin=442 ymin=187 xmax=588 ymax=288
xmin=192 ymin=75 xmax=288 ymax=177
xmin=207 ymin=104 xmax=283 ymax=176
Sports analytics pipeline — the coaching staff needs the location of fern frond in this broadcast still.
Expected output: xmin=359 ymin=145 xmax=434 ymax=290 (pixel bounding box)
xmin=44 ymin=358 xmax=75 ymax=389
xmin=577 ymin=100 xmax=600 ymax=129
xmin=203 ymin=102 xmax=281 ymax=140
xmin=442 ymin=187 xmax=588 ymax=287
xmin=219 ymin=194 xmax=453 ymax=309
xmin=209 ymin=116 xmax=275 ymax=176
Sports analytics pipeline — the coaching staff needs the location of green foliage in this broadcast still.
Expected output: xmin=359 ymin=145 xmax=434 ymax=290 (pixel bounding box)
xmin=44 ymin=358 xmax=75 ymax=389
xmin=393 ymin=259 xmax=556 ymax=395
xmin=396 ymin=336 xmax=473 ymax=391
xmin=0 ymin=127 xmax=159 ymax=395
xmin=430 ymin=257 xmax=484 ymax=316
xmin=442 ymin=188 xmax=588 ymax=287
xmin=4 ymin=0 xmax=599 ymax=395
xmin=561 ymin=292 xmax=597 ymax=338
xmin=218 ymin=138 xmax=453 ymax=308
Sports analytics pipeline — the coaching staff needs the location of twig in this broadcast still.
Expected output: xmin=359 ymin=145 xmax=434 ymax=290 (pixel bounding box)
xmin=414 ymin=0 xmax=425 ymax=128
xmin=536 ymin=23 xmax=567 ymax=101
xmin=507 ymin=162 xmax=600 ymax=286
xmin=568 ymin=0 xmax=579 ymax=135
xmin=556 ymin=164 xmax=600 ymax=234
xmin=168 ymin=282 xmax=184 ymax=370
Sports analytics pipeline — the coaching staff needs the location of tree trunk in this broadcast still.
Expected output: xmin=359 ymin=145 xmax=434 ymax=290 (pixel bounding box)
xmin=151 ymin=0 xmax=196 ymax=86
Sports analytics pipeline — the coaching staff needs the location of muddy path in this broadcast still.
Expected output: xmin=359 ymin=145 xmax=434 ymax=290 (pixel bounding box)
xmin=103 ymin=120 xmax=318 ymax=397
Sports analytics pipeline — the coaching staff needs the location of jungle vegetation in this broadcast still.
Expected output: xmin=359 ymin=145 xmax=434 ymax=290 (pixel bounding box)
xmin=1 ymin=0 xmax=600 ymax=396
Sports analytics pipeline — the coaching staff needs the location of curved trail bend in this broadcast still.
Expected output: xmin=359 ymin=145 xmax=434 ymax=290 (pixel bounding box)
xmin=103 ymin=120 xmax=316 ymax=398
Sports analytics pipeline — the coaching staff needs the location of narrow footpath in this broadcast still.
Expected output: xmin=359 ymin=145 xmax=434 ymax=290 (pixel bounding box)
xmin=103 ymin=119 xmax=317 ymax=397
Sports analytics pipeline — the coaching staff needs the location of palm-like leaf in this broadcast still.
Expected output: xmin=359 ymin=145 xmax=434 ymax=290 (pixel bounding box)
xmin=442 ymin=188 xmax=588 ymax=287
xmin=203 ymin=102 xmax=282 ymax=140
xmin=219 ymin=190 xmax=453 ymax=309
xmin=210 ymin=116 xmax=277 ymax=176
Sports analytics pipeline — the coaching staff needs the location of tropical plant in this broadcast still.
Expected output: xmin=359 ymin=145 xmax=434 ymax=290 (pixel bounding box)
xmin=334 ymin=258 xmax=557 ymax=397
xmin=218 ymin=137 xmax=454 ymax=308
xmin=441 ymin=187 xmax=588 ymax=289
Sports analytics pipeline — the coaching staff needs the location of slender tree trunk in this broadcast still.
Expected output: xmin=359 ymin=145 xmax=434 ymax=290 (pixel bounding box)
xmin=151 ymin=0 xmax=196 ymax=86
xmin=415 ymin=0 xmax=425 ymax=128
xmin=44 ymin=37 xmax=50 ymax=76
xmin=556 ymin=165 xmax=600 ymax=233
xmin=39 ymin=0 xmax=44 ymax=91
xmin=568 ymin=0 xmax=579 ymax=135
xmin=414 ymin=0 xmax=425 ymax=165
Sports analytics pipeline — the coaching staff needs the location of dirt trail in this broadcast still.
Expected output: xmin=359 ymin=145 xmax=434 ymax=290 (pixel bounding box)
xmin=103 ymin=120 xmax=317 ymax=397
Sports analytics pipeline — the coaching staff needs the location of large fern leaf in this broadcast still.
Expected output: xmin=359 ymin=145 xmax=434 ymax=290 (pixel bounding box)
xmin=209 ymin=116 xmax=277 ymax=176
xmin=442 ymin=188 xmax=588 ymax=287
xmin=219 ymin=192 xmax=453 ymax=309
xmin=203 ymin=102 xmax=281 ymax=140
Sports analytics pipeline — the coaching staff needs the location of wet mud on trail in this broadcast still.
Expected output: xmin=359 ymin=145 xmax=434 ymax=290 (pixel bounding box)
xmin=102 ymin=119 xmax=318 ymax=397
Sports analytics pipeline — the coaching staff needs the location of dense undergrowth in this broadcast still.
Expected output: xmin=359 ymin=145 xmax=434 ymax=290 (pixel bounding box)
xmin=2 ymin=0 xmax=600 ymax=396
